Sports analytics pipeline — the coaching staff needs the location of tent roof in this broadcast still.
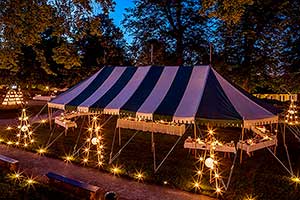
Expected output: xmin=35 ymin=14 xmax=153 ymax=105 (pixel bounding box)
xmin=49 ymin=65 xmax=279 ymax=126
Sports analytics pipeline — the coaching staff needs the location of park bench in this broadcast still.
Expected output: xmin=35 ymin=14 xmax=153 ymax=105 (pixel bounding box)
xmin=0 ymin=154 xmax=19 ymax=171
xmin=46 ymin=172 xmax=103 ymax=200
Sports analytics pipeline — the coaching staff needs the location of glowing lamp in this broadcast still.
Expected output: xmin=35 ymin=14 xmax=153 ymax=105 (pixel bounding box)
xmin=291 ymin=176 xmax=300 ymax=183
xmin=91 ymin=137 xmax=98 ymax=145
xmin=205 ymin=157 xmax=214 ymax=169
xmin=38 ymin=148 xmax=46 ymax=154
xmin=21 ymin=125 xmax=28 ymax=132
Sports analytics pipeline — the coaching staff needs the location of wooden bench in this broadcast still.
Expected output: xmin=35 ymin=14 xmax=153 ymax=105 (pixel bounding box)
xmin=0 ymin=154 xmax=19 ymax=171
xmin=46 ymin=172 xmax=103 ymax=200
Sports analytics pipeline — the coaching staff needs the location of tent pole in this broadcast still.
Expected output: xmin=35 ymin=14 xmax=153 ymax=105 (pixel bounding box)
xmin=118 ymin=127 xmax=121 ymax=146
xmin=193 ymin=121 xmax=197 ymax=158
xmin=274 ymin=122 xmax=279 ymax=155
xmin=48 ymin=107 xmax=52 ymax=130
xmin=240 ymin=126 xmax=245 ymax=164
xmin=152 ymin=131 xmax=156 ymax=171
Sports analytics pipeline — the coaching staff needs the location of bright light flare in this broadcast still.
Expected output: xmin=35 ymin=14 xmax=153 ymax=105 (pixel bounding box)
xmin=25 ymin=177 xmax=36 ymax=187
xmin=37 ymin=148 xmax=47 ymax=154
xmin=215 ymin=187 xmax=222 ymax=194
xmin=244 ymin=194 xmax=256 ymax=200
xmin=134 ymin=170 xmax=144 ymax=181
xmin=111 ymin=165 xmax=121 ymax=175
xmin=193 ymin=181 xmax=201 ymax=190
xmin=8 ymin=171 xmax=23 ymax=182
xmin=97 ymin=161 xmax=104 ymax=167
xmin=207 ymin=127 xmax=216 ymax=135
xmin=291 ymin=176 xmax=300 ymax=184
xmin=64 ymin=155 xmax=75 ymax=163
xmin=6 ymin=126 xmax=12 ymax=130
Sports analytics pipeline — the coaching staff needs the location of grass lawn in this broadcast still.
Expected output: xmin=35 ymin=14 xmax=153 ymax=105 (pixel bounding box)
xmin=0 ymin=169 xmax=81 ymax=200
xmin=0 ymin=105 xmax=300 ymax=199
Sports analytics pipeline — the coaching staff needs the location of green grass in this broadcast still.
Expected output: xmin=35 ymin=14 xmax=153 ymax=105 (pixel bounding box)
xmin=1 ymin=106 xmax=300 ymax=199
xmin=0 ymin=169 xmax=82 ymax=200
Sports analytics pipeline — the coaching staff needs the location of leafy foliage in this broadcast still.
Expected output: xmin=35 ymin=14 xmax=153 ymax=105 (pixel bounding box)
xmin=123 ymin=0 xmax=210 ymax=65
xmin=0 ymin=0 xmax=119 ymax=87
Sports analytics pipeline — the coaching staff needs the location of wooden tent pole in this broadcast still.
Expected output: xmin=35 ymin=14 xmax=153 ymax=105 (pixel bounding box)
xmin=48 ymin=107 xmax=52 ymax=130
xmin=193 ymin=121 xmax=197 ymax=158
xmin=118 ymin=127 xmax=121 ymax=146
xmin=274 ymin=121 xmax=279 ymax=155
xmin=240 ymin=126 xmax=245 ymax=164
xmin=193 ymin=121 xmax=197 ymax=139
xmin=152 ymin=130 xmax=156 ymax=171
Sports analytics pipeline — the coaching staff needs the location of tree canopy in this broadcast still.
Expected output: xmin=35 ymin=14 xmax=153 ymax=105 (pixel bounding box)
xmin=123 ymin=0 xmax=210 ymax=66
xmin=0 ymin=0 xmax=122 ymax=87
xmin=0 ymin=0 xmax=299 ymax=93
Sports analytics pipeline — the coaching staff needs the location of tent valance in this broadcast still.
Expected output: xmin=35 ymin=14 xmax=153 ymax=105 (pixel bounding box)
xmin=49 ymin=65 xmax=279 ymax=126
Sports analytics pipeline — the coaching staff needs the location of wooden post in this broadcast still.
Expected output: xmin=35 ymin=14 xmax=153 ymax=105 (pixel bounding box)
xmin=118 ymin=127 xmax=121 ymax=146
xmin=48 ymin=107 xmax=52 ymax=130
xmin=239 ymin=126 xmax=245 ymax=164
xmin=274 ymin=122 xmax=279 ymax=155
xmin=151 ymin=131 xmax=156 ymax=171
xmin=193 ymin=121 xmax=197 ymax=158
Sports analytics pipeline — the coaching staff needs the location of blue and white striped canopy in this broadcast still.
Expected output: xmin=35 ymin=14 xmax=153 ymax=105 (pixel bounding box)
xmin=49 ymin=65 xmax=278 ymax=126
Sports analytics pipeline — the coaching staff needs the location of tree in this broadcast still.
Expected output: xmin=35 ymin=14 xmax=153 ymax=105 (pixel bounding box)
xmin=0 ymin=0 xmax=114 ymax=87
xmin=75 ymin=14 xmax=130 ymax=77
xmin=200 ymin=0 xmax=254 ymax=25
xmin=123 ymin=0 xmax=209 ymax=65
xmin=211 ymin=0 xmax=300 ymax=92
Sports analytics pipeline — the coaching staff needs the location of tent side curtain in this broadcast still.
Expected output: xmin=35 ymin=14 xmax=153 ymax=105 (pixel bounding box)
xmin=48 ymin=65 xmax=279 ymax=126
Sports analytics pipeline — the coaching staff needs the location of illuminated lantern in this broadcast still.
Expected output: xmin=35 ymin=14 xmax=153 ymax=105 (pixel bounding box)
xmin=205 ymin=157 xmax=214 ymax=169
xmin=21 ymin=125 xmax=28 ymax=132
xmin=91 ymin=137 xmax=98 ymax=145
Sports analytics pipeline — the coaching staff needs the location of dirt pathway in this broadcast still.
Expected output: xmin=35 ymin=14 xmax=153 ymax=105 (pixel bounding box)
xmin=0 ymin=144 xmax=214 ymax=200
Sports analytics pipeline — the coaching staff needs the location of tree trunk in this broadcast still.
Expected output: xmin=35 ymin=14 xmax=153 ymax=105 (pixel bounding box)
xmin=175 ymin=33 xmax=184 ymax=65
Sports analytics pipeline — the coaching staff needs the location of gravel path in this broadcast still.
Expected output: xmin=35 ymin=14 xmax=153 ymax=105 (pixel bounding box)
xmin=0 ymin=144 xmax=214 ymax=200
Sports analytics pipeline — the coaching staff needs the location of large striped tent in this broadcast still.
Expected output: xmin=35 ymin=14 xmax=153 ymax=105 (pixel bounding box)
xmin=48 ymin=65 xmax=278 ymax=127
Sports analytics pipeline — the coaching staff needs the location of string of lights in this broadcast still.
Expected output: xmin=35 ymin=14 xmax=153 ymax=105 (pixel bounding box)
xmin=15 ymin=109 xmax=34 ymax=147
